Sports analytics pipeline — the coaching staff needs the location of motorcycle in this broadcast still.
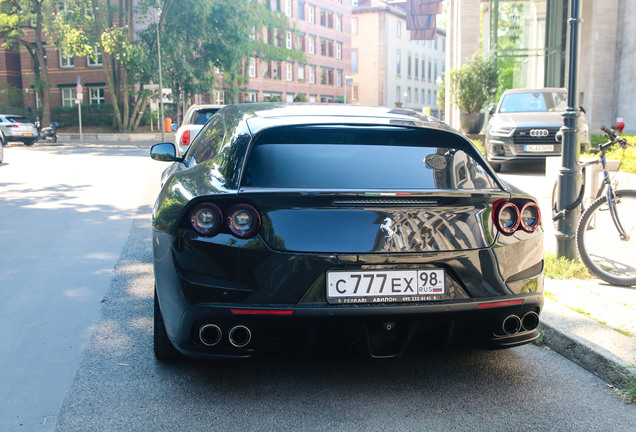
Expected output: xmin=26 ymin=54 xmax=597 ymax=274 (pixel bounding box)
xmin=35 ymin=121 xmax=58 ymax=143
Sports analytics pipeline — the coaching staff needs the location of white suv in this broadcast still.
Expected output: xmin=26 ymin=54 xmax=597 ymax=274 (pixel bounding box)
xmin=172 ymin=104 xmax=223 ymax=155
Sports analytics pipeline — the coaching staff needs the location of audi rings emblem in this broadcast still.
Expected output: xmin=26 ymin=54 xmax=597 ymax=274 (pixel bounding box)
xmin=529 ymin=129 xmax=549 ymax=138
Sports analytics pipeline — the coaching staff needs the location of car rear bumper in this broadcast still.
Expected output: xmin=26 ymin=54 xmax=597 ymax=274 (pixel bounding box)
xmin=166 ymin=296 xmax=543 ymax=359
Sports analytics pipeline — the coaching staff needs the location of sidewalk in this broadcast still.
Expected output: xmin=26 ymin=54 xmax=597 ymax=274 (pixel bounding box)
xmin=540 ymin=278 xmax=636 ymax=389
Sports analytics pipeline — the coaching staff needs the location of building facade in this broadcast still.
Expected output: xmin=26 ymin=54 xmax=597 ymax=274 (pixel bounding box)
xmin=450 ymin=0 xmax=635 ymax=134
xmin=232 ymin=0 xmax=352 ymax=104
xmin=351 ymin=0 xmax=446 ymax=115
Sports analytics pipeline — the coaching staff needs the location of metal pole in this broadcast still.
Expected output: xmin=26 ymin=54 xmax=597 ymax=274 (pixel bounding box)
xmin=556 ymin=0 xmax=582 ymax=259
xmin=157 ymin=14 xmax=165 ymax=142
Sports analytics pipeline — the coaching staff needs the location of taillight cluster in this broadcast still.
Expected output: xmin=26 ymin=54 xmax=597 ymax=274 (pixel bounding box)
xmin=492 ymin=199 xmax=541 ymax=235
xmin=181 ymin=130 xmax=191 ymax=146
xmin=189 ymin=202 xmax=261 ymax=239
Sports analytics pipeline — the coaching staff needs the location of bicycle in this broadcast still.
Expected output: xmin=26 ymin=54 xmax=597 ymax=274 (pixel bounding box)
xmin=552 ymin=126 xmax=636 ymax=286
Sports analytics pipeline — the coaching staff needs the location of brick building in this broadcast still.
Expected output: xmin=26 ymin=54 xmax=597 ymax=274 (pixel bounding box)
xmin=2 ymin=0 xmax=353 ymax=115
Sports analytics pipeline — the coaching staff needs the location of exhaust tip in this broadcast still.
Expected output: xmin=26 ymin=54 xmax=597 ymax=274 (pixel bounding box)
xmin=199 ymin=324 xmax=222 ymax=346
xmin=229 ymin=325 xmax=252 ymax=348
xmin=522 ymin=311 xmax=540 ymax=331
xmin=502 ymin=315 xmax=522 ymax=335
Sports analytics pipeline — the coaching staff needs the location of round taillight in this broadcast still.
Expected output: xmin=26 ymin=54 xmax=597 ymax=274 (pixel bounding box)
xmin=190 ymin=203 xmax=223 ymax=236
xmin=494 ymin=201 xmax=520 ymax=235
xmin=226 ymin=204 xmax=261 ymax=239
xmin=519 ymin=201 xmax=541 ymax=232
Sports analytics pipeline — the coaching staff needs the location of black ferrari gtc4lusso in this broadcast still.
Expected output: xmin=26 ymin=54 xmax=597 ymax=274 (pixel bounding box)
xmin=150 ymin=103 xmax=544 ymax=361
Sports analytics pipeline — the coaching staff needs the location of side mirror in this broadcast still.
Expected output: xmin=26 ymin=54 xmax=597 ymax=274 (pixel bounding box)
xmin=579 ymin=106 xmax=586 ymax=114
xmin=488 ymin=106 xmax=495 ymax=116
xmin=150 ymin=142 xmax=183 ymax=162
xmin=170 ymin=123 xmax=178 ymax=131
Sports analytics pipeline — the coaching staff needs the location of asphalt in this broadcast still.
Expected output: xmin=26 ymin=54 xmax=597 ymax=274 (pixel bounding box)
xmin=5 ymin=134 xmax=636 ymax=392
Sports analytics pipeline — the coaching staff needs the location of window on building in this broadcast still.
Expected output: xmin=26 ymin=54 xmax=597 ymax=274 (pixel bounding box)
xmin=89 ymin=87 xmax=105 ymax=104
xmin=60 ymin=51 xmax=73 ymax=68
xmin=296 ymin=34 xmax=304 ymax=51
xmin=336 ymin=43 xmax=342 ymax=60
xmin=407 ymin=87 xmax=411 ymax=103
xmin=415 ymin=55 xmax=419 ymax=79
xmin=247 ymin=92 xmax=258 ymax=103
xmin=396 ymin=86 xmax=401 ymax=102
xmin=285 ymin=0 xmax=292 ymax=16
xmin=286 ymin=63 xmax=293 ymax=81
xmin=414 ymin=88 xmax=418 ymax=103
xmin=87 ymin=47 xmax=102 ymax=66
xmin=397 ymin=21 xmax=401 ymax=38
xmin=337 ymin=70 xmax=342 ymax=87
xmin=286 ymin=31 xmax=293 ymax=49
xmin=396 ymin=51 xmax=401 ymax=76
xmin=336 ymin=14 xmax=342 ymax=31
xmin=309 ymin=66 xmax=316 ymax=84
xmin=407 ymin=54 xmax=412 ymax=78
xmin=215 ymin=90 xmax=225 ymax=105
xmin=249 ymin=58 xmax=256 ymax=78
xmin=308 ymin=36 xmax=315 ymax=54
xmin=308 ymin=5 xmax=315 ymax=23
xmin=351 ymin=17 xmax=358 ymax=35
xmin=352 ymin=49 xmax=358 ymax=73
xmin=428 ymin=61 xmax=432 ymax=82
xmin=298 ymin=1 xmax=305 ymax=20
xmin=61 ymin=88 xmax=75 ymax=107
xmin=298 ymin=64 xmax=305 ymax=80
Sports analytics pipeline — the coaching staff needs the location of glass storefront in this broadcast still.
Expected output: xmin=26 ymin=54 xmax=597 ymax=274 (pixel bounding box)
xmin=488 ymin=0 xmax=567 ymax=96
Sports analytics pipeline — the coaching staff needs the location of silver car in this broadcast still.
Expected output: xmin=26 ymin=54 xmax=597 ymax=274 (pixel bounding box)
xmin=0 ymin=114 xmax=39 ymax=146
xmin=485 ymin=88 xmax=590 ymax=171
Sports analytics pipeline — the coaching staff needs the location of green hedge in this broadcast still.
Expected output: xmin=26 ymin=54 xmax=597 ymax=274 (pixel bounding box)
xmin=51 ymin=104 xmax=115 ymax=128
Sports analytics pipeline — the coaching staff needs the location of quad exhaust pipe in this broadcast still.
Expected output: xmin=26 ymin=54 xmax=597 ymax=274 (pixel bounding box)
xmin=199 ymin=324 xmax=222 ymax=346
xmin=501 ymin=312 xmax=540 ymax=335
xmin=198 ymin=324 xmax=252 ymax=348
xmin=229 ymin=325 xmax=252 ymax=348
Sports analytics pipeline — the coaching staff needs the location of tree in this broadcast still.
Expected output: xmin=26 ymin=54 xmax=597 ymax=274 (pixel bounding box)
xmin=49 ymin=0 xmax=164 ymax=131
xmin=143 ymin=0 xmax=302 ymax=122
xmin=0 ymin=0 xmax=54 ymax=125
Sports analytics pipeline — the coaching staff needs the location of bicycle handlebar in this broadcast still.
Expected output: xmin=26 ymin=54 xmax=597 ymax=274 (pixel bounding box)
xmin=601 ymin=125 xmax=632 ymax=149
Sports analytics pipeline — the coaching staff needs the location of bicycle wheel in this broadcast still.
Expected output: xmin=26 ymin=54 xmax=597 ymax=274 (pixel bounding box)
xmin=576 ymin=189 xmax=636 ymax=286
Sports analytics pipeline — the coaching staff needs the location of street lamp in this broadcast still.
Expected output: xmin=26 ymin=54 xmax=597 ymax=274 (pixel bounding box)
xmin=555 ymin=0 xmax=582 ymax=259
xmin=156 ymin=9 xmax=165 ymax=141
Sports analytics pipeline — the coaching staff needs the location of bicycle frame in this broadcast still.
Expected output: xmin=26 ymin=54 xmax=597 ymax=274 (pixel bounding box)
xmin=598 ymin=146 xmax=630 ymax=241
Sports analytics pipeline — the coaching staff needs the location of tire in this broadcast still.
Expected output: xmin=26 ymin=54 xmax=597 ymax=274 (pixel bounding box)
xmin=154 ymin=288 xmax=182 ymax=361
xmin=576 ymin=189 xmax=636 ymax=286
xmin=23 ymin=140 xmax=35 ymax=146
xmin=51 ymin=135 xmax=57 ymax=143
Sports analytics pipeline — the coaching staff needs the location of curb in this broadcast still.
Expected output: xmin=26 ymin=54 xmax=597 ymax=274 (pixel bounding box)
xmin=539 ymin=298 xmax=636 ymax=389
xmin=57 ymin=133 xmax=175 ymax=142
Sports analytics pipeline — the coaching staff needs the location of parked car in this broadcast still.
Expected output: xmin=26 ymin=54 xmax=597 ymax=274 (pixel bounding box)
xmin=0 ymin=114 xmax=39 ymax=146
xmin=485 ymin=88 xmax=590 ymax=171
xmin=172 ymin=104 xmax=223 ymax=155
xmin=150 ymin=103 xmax=545 ymax=361
xmin=0 ymin=132 xmax=4 ymax=163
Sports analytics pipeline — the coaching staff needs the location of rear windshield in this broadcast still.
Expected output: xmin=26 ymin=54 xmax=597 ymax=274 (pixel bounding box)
xmin=191 ymin=109 xmax=220 ymax=125
xmin=7 ymin=116 xmax=30 ymax=123
xmin=242 ymin=125 xmax=499 ymax=190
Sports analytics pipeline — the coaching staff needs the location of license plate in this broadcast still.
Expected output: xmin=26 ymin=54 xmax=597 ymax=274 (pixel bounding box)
xmin=524 ymin=144 xmax=554 ymax=152
xmin=327 ymin=269 xmax=445 ymax=304
xmin=23 ymin=133 xmax=33 ymax=137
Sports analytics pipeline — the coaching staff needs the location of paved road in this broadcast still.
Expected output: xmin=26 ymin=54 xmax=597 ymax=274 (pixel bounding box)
xmin=0 ymin=146 xmax=633 ymax=431
xmin=0 ymin=141 xmax=165 ymax=430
